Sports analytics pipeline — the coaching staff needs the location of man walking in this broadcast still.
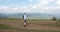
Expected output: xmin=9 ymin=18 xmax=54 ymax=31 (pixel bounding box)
xmin=23 ymin=13 xmax=27 ymax=27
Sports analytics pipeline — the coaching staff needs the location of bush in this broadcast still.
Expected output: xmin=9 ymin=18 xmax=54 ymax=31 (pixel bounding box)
xmin=52 ymin=17 xmax=57 ymax=21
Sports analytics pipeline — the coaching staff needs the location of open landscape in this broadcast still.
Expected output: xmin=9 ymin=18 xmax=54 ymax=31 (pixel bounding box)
xmin=0 ymin=18 xmax=60 ymax=32
xmin=0 ymin=0 xmax=60 ymax=32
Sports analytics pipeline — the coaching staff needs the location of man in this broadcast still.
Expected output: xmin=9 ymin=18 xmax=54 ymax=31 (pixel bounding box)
xmin=23 ymin=13 xmax=27 ymax=27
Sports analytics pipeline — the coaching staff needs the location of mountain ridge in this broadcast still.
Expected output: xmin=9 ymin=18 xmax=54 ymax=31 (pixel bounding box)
xmin=0 ymin=13 xmax=60 ymax=19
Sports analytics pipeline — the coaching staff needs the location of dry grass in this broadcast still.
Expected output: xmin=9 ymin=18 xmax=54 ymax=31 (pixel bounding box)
xmin=0 ymin=19 xmax=60 ymax=32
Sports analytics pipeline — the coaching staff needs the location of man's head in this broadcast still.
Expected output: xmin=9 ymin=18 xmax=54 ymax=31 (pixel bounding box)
xmin=24 ymin=13 xmax=26 ymax=14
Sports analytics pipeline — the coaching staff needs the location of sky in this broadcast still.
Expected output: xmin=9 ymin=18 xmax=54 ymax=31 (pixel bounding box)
xmin=0 ymin=0 xmax=60 ymax=14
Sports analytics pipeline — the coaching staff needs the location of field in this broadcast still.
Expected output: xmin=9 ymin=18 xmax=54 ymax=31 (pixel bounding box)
xmin=0 ymin=18 xmax=60 ymax=32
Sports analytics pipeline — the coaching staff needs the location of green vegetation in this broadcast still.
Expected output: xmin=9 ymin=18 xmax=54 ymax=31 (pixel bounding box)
xmin=0 ymin=24 xmax=35 ymax=30
xmin=57 ymin=18 xmax=60 ymax=22
xmin=28 ymin=22 xmax=60 ymax=27
xmin=0 ymin=24 xmax=60 ymax=32
xmin=0 ymin=18 xmax=22 ymax=20
xmin=0 ymin=24 xmax=18 ymax=30
xmin=52 ymin=17 xmax=57 ymax=21
xmin=0 ymin=18 xmax=60 ymax=32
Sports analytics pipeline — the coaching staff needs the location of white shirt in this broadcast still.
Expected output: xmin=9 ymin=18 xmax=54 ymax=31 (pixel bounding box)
xmin=24 ymin=14 xmax=27 ymax=19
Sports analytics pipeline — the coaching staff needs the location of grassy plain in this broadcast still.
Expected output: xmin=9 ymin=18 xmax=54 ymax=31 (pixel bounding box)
xmin=0 ymin=18 xmax=60 ymax=32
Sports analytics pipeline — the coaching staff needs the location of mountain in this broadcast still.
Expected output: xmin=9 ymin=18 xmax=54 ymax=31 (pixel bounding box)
xmin=0 ymin=13 xmax=8 ymax=18
xmin=0 ymin=13 xmax=60 ymax=20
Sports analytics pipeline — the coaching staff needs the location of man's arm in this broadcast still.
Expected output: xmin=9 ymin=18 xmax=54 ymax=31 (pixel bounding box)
xmin=22 ymin=15 xmax=24 ymax=19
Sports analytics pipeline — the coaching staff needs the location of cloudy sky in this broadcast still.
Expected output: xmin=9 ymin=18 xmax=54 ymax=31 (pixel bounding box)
xmin=0 ymin=0 xmax=60 ymax=14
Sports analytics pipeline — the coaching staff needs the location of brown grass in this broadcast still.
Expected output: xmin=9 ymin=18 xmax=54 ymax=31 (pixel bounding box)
xmin=0 ymin=19 xmax=60 ymax=32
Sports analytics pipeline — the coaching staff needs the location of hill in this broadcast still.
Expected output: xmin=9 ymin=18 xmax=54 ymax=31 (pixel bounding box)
xmin=0 ymin=13 xmax=60 ymax=20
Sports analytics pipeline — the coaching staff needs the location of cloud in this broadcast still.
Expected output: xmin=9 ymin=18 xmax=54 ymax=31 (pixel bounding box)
xmin=0 ymin=6 xmax=9 ymax=11
xmin=56 ymin=0 xmax=60 ymax=5
xmin=36 ymin=0 xmax=55 ymax=5
xmin=40 ymin=0 xmax=48 ymax=5
xmin=29 ymin=0 xmax=33 ymax=2
xmin=0 ymin=5 xmax=30 ymax=13
xmin=0 ymin=0 xmax=60 ymax=14
xmin=27 ymin=0 xmax=60 ymax=14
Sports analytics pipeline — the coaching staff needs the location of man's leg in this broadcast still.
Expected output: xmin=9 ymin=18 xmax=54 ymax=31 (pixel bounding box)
xmin=24 ymin=22 xmax=26 ymax=27
xmin=24 ymin=20 xmax=27 ymax=27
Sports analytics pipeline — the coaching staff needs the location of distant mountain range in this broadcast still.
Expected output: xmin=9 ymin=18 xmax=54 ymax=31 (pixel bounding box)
xmin=0 ymin=13 xmax=60 ymax=20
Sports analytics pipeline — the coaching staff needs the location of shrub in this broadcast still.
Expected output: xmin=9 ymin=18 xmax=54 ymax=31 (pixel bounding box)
xmin=52 ymin=17 xmax=57 ymax=21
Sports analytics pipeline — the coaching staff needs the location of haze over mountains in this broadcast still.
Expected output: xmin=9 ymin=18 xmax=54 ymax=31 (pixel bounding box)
xmin=0 ymin=13 xmax=60 ymax=20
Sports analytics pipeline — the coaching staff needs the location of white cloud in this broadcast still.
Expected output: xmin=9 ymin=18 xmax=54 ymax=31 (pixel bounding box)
xmin=32 ymin=5 xmax=37 ymax=9
xmin=0 ymin=0 xmax=60 ymax=14
xmin=56 ymin=0 xmax=60 ymax=5
xmin=0 ymin=5 xmax=30 ymax=13
xmin=20 ymin=6 xmax=30 ymax=13
xmin=35 ymin=0 xmax=56 ymax=5
xmin=40 ymin=0 xmax=48 ymax=5
xmin=0 ymin=6 xmax=9 ymax=11
xmin=29 ymin=0 xmax=33 ymax=2
xmin=13 ymin=7 xmax=18 ymax=11
xmin=27 ymin=0 xmax=60 ymax=14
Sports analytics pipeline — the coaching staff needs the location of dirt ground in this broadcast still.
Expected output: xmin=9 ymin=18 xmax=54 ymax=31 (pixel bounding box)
xmin=0 ymin=30 xmax=39 ymax=32
xmin=0 ymin=19 xmax=60 ymax=32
